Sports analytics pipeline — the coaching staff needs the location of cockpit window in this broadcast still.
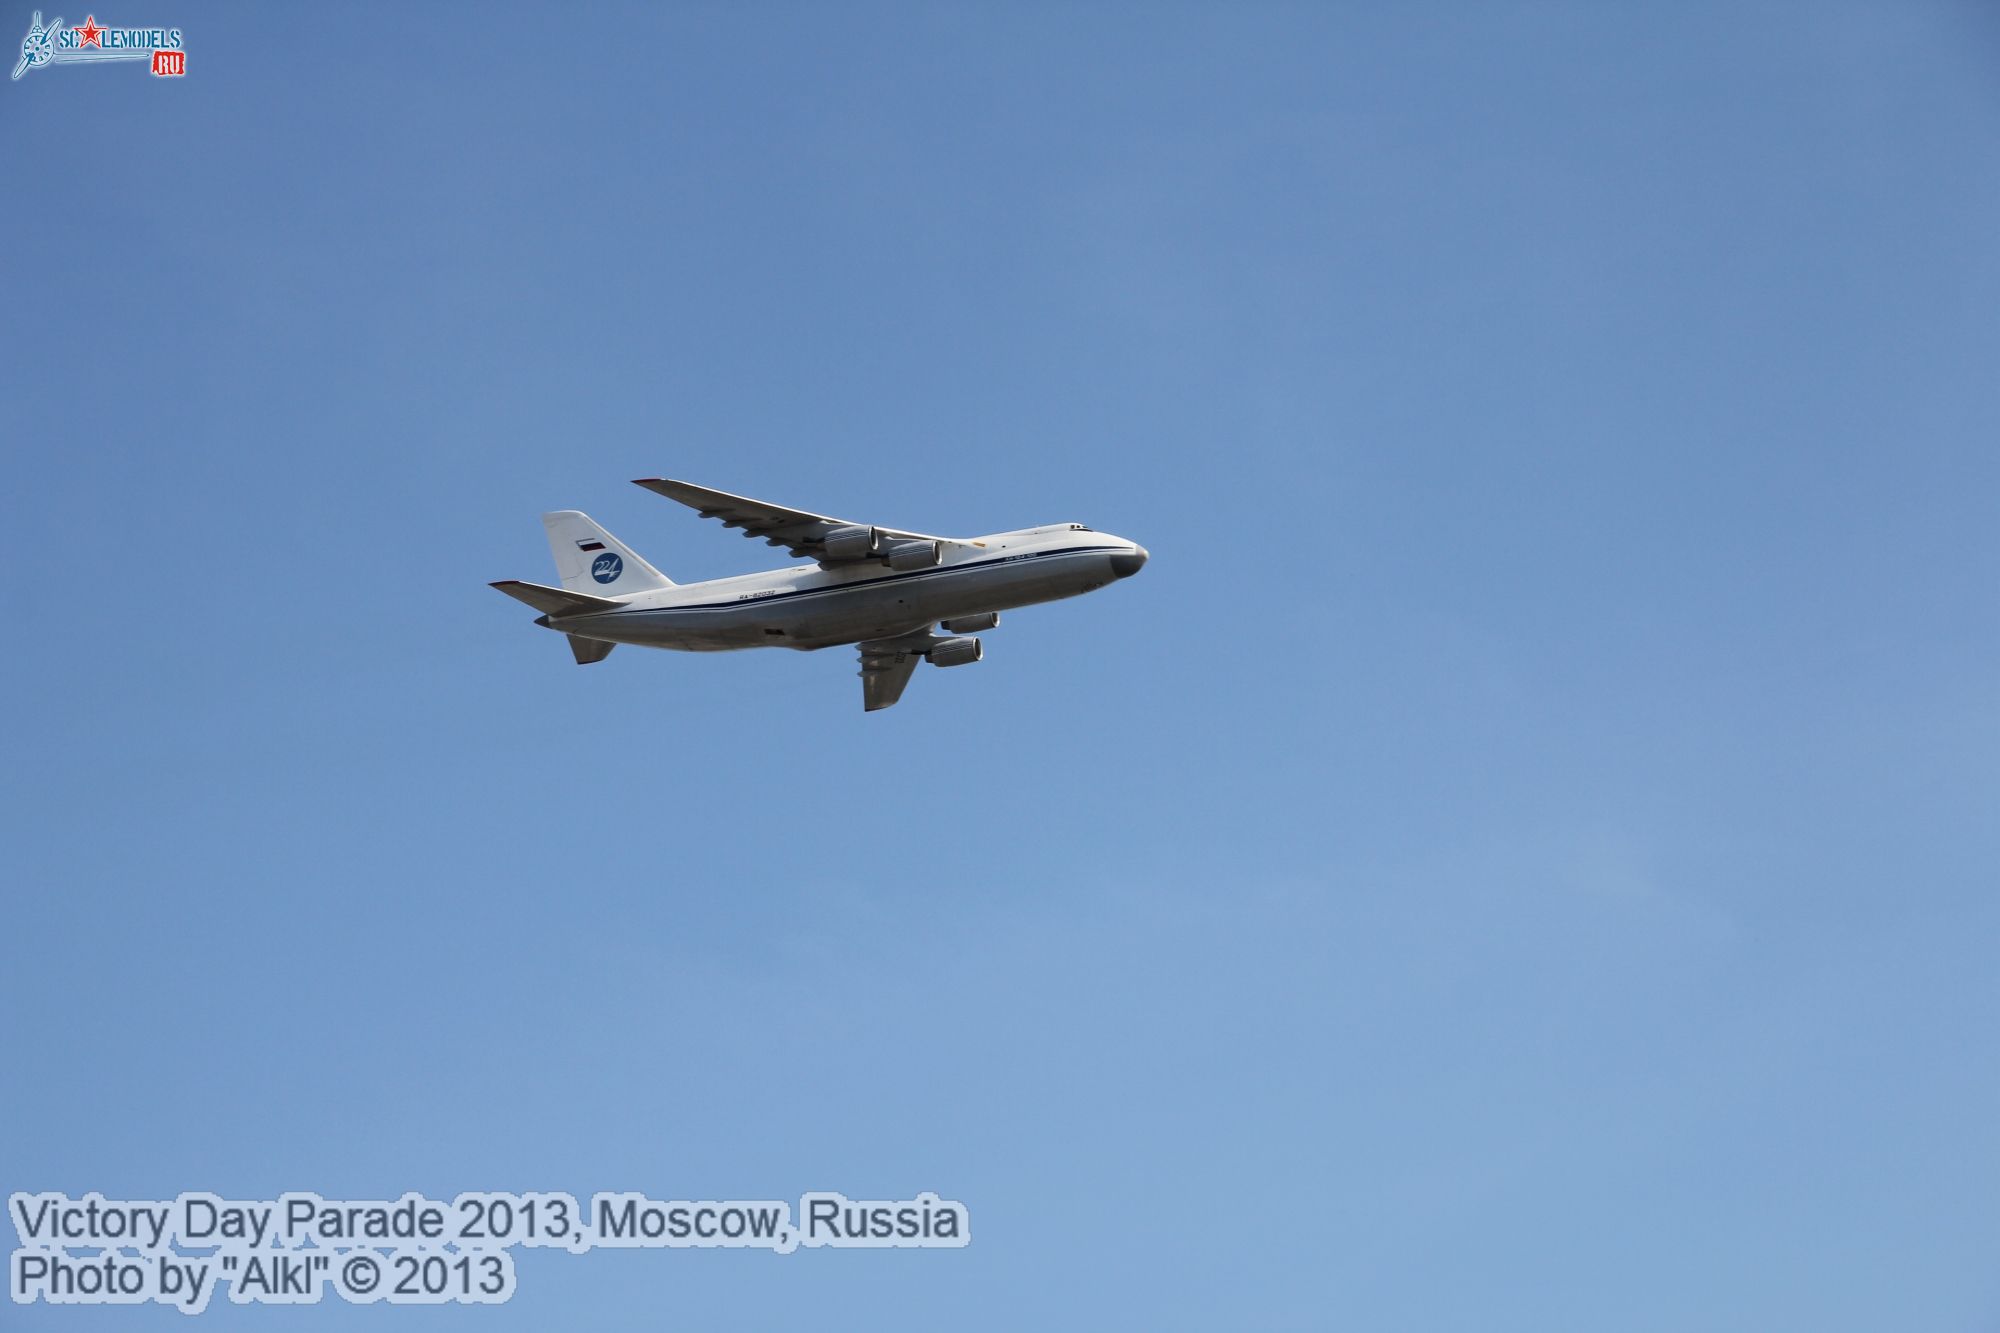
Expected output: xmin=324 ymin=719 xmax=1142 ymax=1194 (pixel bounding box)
xmin=1069 ymin=524 xmax=1093 ymax=531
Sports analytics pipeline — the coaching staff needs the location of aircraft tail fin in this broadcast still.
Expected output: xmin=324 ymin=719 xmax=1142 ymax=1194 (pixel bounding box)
xmin=542 ymin=511 xmax=675 ymax=596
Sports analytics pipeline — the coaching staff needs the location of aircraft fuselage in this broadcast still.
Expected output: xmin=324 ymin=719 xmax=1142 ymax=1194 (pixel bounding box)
xmin=546 ymin=524 xmax=1146 ymax=653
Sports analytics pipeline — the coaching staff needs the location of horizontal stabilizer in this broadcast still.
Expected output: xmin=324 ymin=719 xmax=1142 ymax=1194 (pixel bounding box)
xmin=568 ymin=635 xmax=616 ymax=665
xmin=489 ymin=579 xmax=625 ymax=618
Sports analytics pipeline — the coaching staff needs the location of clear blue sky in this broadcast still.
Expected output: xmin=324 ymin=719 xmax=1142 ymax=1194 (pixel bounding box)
xmin=5 ymin=3 xmax=1998 ymax=1328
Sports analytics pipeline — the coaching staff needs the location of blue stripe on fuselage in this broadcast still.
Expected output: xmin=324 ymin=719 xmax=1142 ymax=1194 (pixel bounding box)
xmin=602 ymin=544 xmax=1110 ymax=615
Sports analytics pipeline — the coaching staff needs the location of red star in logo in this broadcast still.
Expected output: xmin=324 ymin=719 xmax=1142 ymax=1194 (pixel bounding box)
xmin=76 ymin=15 xmax=104 ymax=48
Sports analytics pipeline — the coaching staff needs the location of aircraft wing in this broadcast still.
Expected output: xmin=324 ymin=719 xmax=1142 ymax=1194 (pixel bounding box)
xmin=858 ymin=635 xmax=928 ymax=712
xmin=632 ymin=478 xmax=962 ymax=565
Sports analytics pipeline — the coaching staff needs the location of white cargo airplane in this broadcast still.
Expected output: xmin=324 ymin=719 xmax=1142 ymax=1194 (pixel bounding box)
xmin=491 ymin=479 xmax=1149 ymax=710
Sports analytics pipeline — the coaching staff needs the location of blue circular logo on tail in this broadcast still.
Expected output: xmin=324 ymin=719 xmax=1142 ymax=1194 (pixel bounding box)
xmin=591 ymin=552 xmax=624 ymax=584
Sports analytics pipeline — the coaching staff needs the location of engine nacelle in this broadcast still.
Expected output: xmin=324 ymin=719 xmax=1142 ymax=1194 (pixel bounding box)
xmin=883 ymin=540 xmax=942 ymax=571
xmin=821 ymin=524 xmax=877 ymax=562
xmin=941 ymin=612 xmax=999 ymax=634
xmin=927 ymin=636 xmax=982 ymax=667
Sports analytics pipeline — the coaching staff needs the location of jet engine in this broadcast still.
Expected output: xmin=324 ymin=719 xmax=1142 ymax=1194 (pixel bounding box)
xmin=883 ymin=540 xmax=942 ymax=571
xmin=821 ymin=525 xmax=877 ymax=562
xmin=927 ymin=637 xmax=983 ymax=667
xmin=941 ymin=613 xmax=999 ymax=633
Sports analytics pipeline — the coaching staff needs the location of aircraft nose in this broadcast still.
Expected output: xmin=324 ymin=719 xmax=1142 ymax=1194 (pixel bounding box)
xmin=1110 ymin=545 xmax=1149 ymax=579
